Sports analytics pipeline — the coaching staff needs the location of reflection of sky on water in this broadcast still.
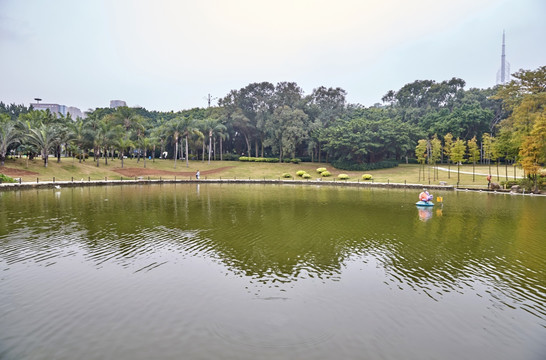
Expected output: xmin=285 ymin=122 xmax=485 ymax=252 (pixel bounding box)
xmin=1 ymin=185 xmax=545 ymax=359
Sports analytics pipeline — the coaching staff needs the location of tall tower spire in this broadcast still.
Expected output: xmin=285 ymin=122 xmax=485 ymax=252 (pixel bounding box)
xmin=500 ymin=30 xmax=506 ymax=84
xmin=496 ymin=30 xmax=510 ymax=85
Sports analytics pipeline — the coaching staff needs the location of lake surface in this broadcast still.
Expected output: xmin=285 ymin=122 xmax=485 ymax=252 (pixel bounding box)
xmin=1 ymin=184 xmax=545 ymax=360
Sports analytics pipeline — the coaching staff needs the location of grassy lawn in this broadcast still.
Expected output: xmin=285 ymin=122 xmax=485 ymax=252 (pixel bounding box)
xmin=0 ymin=155 xmax=525 ymax=187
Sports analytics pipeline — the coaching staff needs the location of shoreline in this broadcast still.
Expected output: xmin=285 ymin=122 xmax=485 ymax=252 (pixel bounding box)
xmin=1 ymin=173 xmax=542 ymax=196
xmin=0 ymin=178 xmax=455 ymax=192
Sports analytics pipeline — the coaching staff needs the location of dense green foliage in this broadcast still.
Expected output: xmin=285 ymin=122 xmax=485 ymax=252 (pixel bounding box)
xmin=1 ymin=66 xmax=544 ymax=179
xmin=0 ymin=173 xmax=17 ymax=183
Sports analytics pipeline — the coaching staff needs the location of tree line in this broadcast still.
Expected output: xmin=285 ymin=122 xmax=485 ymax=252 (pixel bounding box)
xmin=1 ymin=66 xmax=544 ymax=181
xmin=413 ymin=66 xmax=545 ymax=190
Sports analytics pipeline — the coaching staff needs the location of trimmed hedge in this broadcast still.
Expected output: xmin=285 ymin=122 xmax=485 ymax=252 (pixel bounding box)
xmin=331 ymin=160 xmax=399 ymax=171
xmin=282 ymin=173 xmax=292 ymax=178
xmin=362 ymin=174 xmax=373 ymax=180
xmin=302 ymin=173 xmax=312 ymax=179
xmin=321 ymin=171 xmax=331 ymax=177
xmin=296 ymin=170 xmax=306 ymax=177
xmin=239 ymin=156 xmax=279 ymax=163
xmin=316 ymin=167 xmax=327 ymax=174
xmin=222 ymin=153 xmax=240 ymax=161
xmin=338 ymin=174 xmax=349 ymax=180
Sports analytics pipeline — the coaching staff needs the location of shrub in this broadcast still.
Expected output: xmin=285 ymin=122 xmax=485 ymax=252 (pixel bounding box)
xmin=321 ymin=171 xmax=331 ymax=177
xmin=501 ymin=180 xmax=518 ymax=189
xmin=222 ymin=153 xmax=240 ymax=161
xmin=302 ymin=173 xmax=312 ymax=179
xmin=290 ymin=158 xmax=301 ymax=164
xmin=240 ymin=156 xmax=280 ymax=163
xmin=282 ymin=173 xmax=292 ymax=178
xmin=330 ymin=160 xmax=398 ymax=171
xmin=338 ymin=174 xmax=349 ymax=180
xmin=316 ymin=167 xmax=327 ymax=173
xmin=0 ymin=174 xmax=17 ymax=183
xmin=362 ymin=174 xmax=373 ymax=180
xmin=296 ymin=170 xmax=306 ymax=177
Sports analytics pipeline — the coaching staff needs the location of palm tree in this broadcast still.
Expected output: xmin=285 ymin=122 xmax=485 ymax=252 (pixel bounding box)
xmin=17 ymin=144 xmax=35 ymax=168
xmin=25 ymin=123 xmax=58 ymax=167
xmin=165 ymin=118 xmax=185 ymax=169
xmin=68 ymin=118 xmax=86 ymax=162
xmin=148 ymin=132 xmax=160 ymax=163
xmin=202 ymin=118 xmax=227 ymax=164
xmin=83 ymin=112 xmax=102 ymax=162
xmin=93 ymin=120 xmax=110 ymax=167
xmin=137 ymin=136 xmax=152 ymax=168
xmin=53 ymin=113 xmax=73 ymax=163
xmin=0 ymin=115 xmax=20 ymax=166
xmin=180 ymin=117 xmax=202 ymax=167
xmin=116 ymin=135 xmax=134 ymax=169
xmin=108 ymin=107 xmax=148 ymax=161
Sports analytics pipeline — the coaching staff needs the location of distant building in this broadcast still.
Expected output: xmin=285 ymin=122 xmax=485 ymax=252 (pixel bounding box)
xmin=30 ymin=103 xmax=66 ymax=117
xmin=110 ymin=100 xmax=127 ymax=108
xmin=30 ymin=102 xmax=83 ymax=119
xmin=67 ymin=106 xmax=84 ymax=119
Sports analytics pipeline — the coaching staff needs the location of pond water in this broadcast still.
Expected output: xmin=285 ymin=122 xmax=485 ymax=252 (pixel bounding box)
xmin=1 ymin=184 xmax=545 ymax=360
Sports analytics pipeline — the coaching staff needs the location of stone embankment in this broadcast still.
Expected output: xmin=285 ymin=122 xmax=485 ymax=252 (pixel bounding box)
xmin=0 ymin=178 xmax=455 ymax=192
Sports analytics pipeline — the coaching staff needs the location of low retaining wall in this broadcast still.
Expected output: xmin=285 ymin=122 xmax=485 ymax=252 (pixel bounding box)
xmin=0 ymin=178 xmax=455 ymax=192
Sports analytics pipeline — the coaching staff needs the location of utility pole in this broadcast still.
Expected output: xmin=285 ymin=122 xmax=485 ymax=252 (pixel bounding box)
xmin=205 ymin=93 xmax=217 ymax=108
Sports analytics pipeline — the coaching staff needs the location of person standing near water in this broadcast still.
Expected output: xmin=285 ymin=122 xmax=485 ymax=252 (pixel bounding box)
xmin=196 ymin=170 xmax=200 ymax=180
xmin=487 ymin=174 xmax=491 ymax=189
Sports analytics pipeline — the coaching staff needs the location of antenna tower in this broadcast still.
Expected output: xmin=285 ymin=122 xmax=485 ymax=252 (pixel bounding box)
xmin=496 ymin=31 xmax=510 ymax=85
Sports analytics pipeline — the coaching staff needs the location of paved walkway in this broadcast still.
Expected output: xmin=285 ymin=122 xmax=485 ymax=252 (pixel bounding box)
xmin=436 ymin=167 xmax=523 ymax=178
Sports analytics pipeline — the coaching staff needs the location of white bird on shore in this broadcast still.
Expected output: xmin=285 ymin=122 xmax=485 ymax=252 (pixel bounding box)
xmin=54 ymin=185 xmax=61 ymax=189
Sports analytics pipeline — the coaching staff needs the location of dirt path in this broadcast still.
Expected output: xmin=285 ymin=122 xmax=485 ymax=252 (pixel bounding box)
xmin=0 ymin=167 xmax=39 ymax=176
xmin=113 ymin=166 xmax=234 ymax=177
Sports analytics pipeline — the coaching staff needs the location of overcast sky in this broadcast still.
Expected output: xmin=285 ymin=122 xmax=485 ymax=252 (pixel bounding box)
xmin=1 ymin=0 xmax=544 ymax=113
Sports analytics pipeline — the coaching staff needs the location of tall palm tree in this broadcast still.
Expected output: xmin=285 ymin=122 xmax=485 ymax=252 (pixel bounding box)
xmin=165 ymin=118 xmax=185 ymax=169
xmin=53 ymin=113 xmax=73 ymax=163
xmin=202 ymin=118 xmax=227 ymax=164
xmin=93 ymin=120 xmax=110 ymax=167
xmin=116 ymin=135 xmax=134 ymax=169
xmin=0 ymin=115 xmax=20 ymax=166
xmin=83 ymin=112 xmax=102 ymax=162
xmin=68 ymin=118 xmax=86 ymax=162
xmin=182 ymin=117 xmax=203 ymax=167
xmin=137 ymin=136 xmax=152 ymax=168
